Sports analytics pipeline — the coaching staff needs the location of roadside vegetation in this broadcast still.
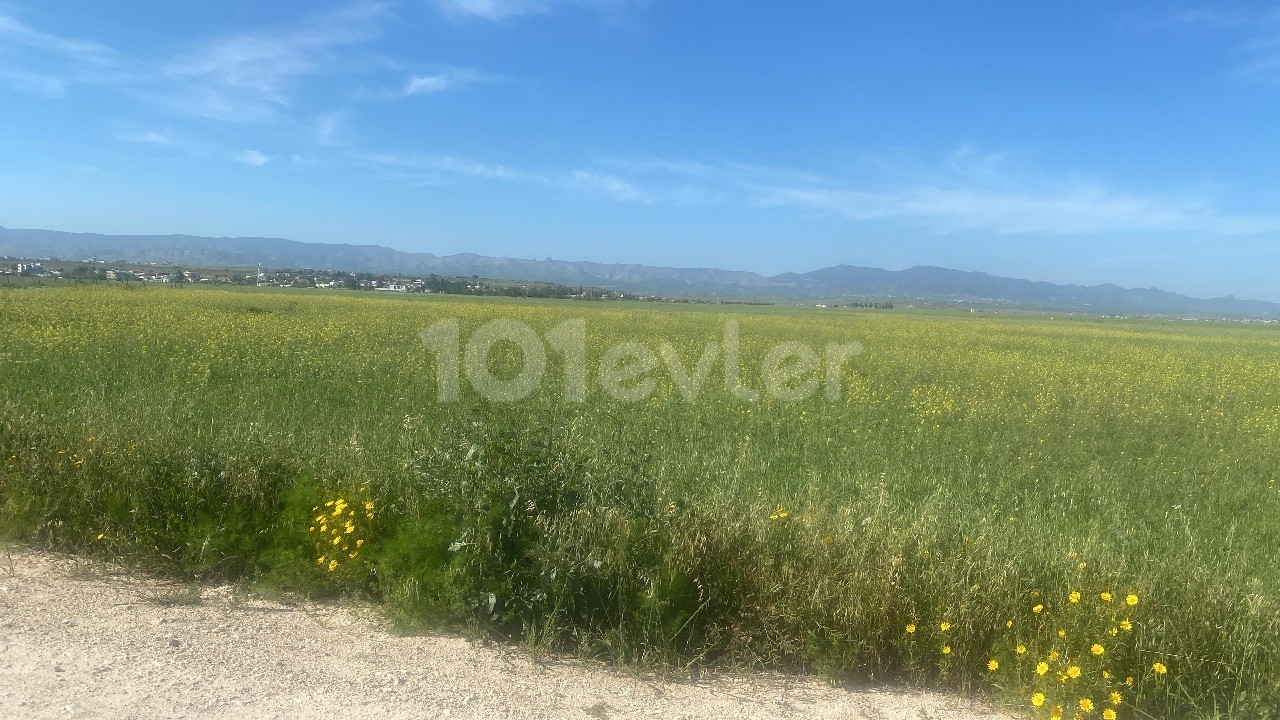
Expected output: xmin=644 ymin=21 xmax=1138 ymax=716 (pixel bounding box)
xmin=1 ymin=284 xmax=1277 ymax=718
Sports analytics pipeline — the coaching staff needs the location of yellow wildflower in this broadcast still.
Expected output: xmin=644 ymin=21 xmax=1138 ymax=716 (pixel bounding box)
xmin=905 ymin=624 xmax=916 ymax=634
xmin=1102 ymin=710 xmax=1116 ymax=720
xmin=1100 ymin=592 xmax=1113 ymax=602
xmin=1016 ymin=644 xmax=1027 ymax=654
xmin=987 ymin=659 xmax=999 ymax=671
xmin=1091 ymin=644 xmax=1105 ymax=656
xmin=1033 ymin=604 xmax=1044 ymax=614
xmin=942 ymin=645 xmax=951 ymax=655
xmin=1118 ymin=619 xmax=1132 ymax=632
xmin=327 ymin=559 xmax=339 ymax=572
xmin=1069 ymin=591 xmax=1081 ymax=603
xmin=1031 ymin=692 xmax=1046 ymax=707
xmin=1152 ymin=662 xmax=1167 ymax=675
xmin=1126 ymin=594 xmax=1139 ymax=606
xmin=1036 ymin=661 xmax=1050 ymax=675
xmin=1109 ymin=691 xmax=1122 ymax=705
xmin=1079 ymin=698 xmax=1094 ymax=712
xmin=940 ymin=621 xmax=951 ymax=631
xmin=1067 ymin=665 xmax=1081 ymax=679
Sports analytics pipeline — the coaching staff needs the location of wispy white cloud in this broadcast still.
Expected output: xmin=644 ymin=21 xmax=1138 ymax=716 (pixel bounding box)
xmin=1 ymin=1 xmax=503 ymax=150
xmin=159 ymin=2 xmax=390 ymax=122
xmin=362 ymin=152 xmax=532 ymax=181
xmin=115 ymin=130 xmax=171 ymax=145
xmin=567 ymin=170 xmax=650 ymax=203
xmin=750 ymin=149 xmax=1280 ymax=236
xmin=598 ymin=156 xmax=718 ymax=177
xmin=0 ymin=13 xmax=114 ymax=58
xmin=314 ymin=111 xmax=345 ymax=145
xmin=362 ymin=152 xmax=664 ymax=204
xmin=364 ymin=67 xmax=498 ymax=101
xmin=754 ymin=183 xmax=1202 ymax=235
xmin=2 ymin=3 xmax=393 ymax=124
xmin=434 ymin=0 xmax=639 ymax=22
xmin=235 ymin=149 xmax=269 ymax=167
xmin=1145 ymin=7 xmax=1252 ymax=31
xmin=1143 ymin=6 xmax=1280 ymax=86
xmin=596 ymin=146 xmax=1280 ymax=236
xmin=1234 ymin=9 xmax=1280 ymax=86
xmin=0 ymin=11 xmax=122 ymax=97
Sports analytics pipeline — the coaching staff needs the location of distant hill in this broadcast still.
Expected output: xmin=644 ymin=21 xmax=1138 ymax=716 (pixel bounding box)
xmin=3 ymin=225 xmax=1277 ymax=318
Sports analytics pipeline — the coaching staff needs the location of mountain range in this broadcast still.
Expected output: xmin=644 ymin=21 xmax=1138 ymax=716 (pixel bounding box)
xmin=2 ymin=225 xmax=1277 ymax=318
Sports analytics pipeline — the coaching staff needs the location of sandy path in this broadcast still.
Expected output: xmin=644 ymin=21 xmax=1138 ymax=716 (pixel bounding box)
xmin=0 ymin=548 xmax=1014 ymax=720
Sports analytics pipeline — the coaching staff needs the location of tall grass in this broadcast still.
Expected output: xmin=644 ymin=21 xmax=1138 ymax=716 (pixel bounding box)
xmin=1 ymin=284 xmax=1278 ymax=718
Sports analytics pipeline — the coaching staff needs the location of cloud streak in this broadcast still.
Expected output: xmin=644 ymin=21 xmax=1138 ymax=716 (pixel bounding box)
xmin=554 ymin=147 xmax=1280 ymax=236
xmin=365 ymin=68 xmax=498 ymax=101
xmin=1234 ymin=10 xmax=1280 ymax=86
xmin=116 ymin=131 xmax=171 ymax=145
xmin=434 ymin=0 xmax=639 ymax=22
xmin=361 ymin=152 xmax=658 ymax=203
xmin=1 ymin=3 xmax=393 ymax=123
xmin=0 ymin=11 xmax=123 ymax=97
xmin=1146 ymin=5 xmax=1280 ymax=87
xmin=235 ymin=149 xmax=270 ymax=167
xmin=158 ymin=2 xmax=390 ymax=122
xmin=748 ymin=151 xmax=1280 ymax=236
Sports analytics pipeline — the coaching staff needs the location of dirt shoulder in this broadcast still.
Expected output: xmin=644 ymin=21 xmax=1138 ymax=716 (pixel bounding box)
xmin=0 ymin=548 xmax=1015 ymax=720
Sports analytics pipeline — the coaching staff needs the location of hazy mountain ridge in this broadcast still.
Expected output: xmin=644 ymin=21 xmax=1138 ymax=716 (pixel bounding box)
xmin=2 ymin=226 xmax=1276 ymax=317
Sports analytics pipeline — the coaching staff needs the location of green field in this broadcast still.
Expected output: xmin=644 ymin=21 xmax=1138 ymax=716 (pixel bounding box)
xmin=2 ymin=284 xmax=1278 ymax=718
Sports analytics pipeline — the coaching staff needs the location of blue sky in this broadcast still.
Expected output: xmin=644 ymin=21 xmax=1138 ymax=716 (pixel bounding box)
xmin=2 ymin=1 xmax=1279 ymax=301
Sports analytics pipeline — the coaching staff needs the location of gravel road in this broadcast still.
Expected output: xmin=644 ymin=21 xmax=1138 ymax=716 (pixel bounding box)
xmin=0 ymin=547 xmax=1015 ymax=720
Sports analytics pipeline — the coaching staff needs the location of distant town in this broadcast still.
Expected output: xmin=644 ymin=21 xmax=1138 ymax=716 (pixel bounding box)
xmin=0 ymin=257 xmax=785 ymax=306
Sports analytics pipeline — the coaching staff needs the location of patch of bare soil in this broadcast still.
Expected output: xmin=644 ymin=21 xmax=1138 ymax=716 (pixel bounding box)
xmin=0 ymin=548 xmax=1015 ymax=720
